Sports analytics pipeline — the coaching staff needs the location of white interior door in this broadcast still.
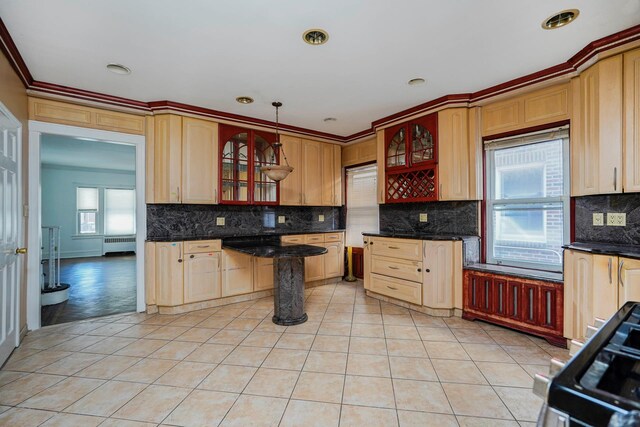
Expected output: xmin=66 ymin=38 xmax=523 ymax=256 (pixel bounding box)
xmin=0 ymin=104 xmax=21 ymax=366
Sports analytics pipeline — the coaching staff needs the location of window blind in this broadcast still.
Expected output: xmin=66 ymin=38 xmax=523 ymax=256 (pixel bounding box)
xmin=105 ymin=188 xmax=136 ymax=235
xmin=77 ymin=187 xmax=98 ymax=210
xmin=346 ymin=165 xmax=379 ymax=247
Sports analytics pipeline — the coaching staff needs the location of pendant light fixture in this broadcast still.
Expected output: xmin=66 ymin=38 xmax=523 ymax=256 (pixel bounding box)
xmin=261 ymin=101 xmax=294 ymax=181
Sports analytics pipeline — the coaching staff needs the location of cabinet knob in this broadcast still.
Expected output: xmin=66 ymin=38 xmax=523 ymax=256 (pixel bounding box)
xmin=425 ymin=268 xmax=430 ymax=273
xmin=190 ymin=254 xmax=195 ymax=259
xmin=417 ymin=268 xmax=422 ymax=272
xmin=178 ymin=259 xmax=183 ymax=263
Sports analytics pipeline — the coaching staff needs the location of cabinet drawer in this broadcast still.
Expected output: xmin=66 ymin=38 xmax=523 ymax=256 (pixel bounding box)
xmin=185 ymin=240 xmax=221 ymax=253
xmin=370 ymin=273 xmax=422 ymax=305
xmin=305 ymin=234 xmax=325 ymax=244
xmin=371 ymin=255 xmax=422 ymax=283
xmin=281 ymin=235 xmax=305 ymax=244
xmin=324 ymin=232 xmax=343 ymax=242
xmin=371 ymin=237 xmax=422 ymax=261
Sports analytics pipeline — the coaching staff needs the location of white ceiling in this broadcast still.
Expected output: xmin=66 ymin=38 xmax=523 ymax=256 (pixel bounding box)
xmin=2 ymin=0 xmax=640 ymax=136
xmin=41 ymin=134 xmax=136 ymax=171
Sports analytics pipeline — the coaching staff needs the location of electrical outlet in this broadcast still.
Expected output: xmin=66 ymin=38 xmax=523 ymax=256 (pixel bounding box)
xmin=607 ymin=213 xmax=626 ymax=227
xmin=216 ymin=217 xmax=225 ymax=226
xmin=419 ymin=213 xmax=428 ymax=222
xmin=278 ymin=215 xmax=286 ymax=224
xmin=318 ymin=215 xmax=325 ymax=222
xmin=592 ymin=213 xmax=604 ymax=226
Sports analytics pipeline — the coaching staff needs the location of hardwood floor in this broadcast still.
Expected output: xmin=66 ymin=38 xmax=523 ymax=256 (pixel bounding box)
xmin=41 ymin=255 xmax=137 ymax=326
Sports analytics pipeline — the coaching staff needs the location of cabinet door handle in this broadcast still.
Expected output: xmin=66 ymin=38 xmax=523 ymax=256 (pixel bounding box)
xmin=386 ymin=286 xmax=398 ymax=290
xmin=388 ymin=266 xmax=399 ymax=270
xmin=388 ymin=246 xmax=400 ymax=249
xmin=614 ymin=168 xmax=617 ymax=191
xmin=190 ymin=254 xmax=195 ymax=259
xmin=176 ymin=186 xmax=180 ymax=201
xmin=178 ymin=258 xmax=183 ymax=263
xmin=380 ymin=189 xmax=383 ymax=202
xmin=619 ymin=260 xmax=625 ymax=286
xmin=425 ymin=268 xmax=430 ymax=273
xmin=417 ymin=268 xmax=422 ymax=272
xmin=608 ymin=258 xmax=612 ymax=284
xmin=439 ymin=183 xmax=442 ymax=195
xmin=214 ymin=189 xmax=217 ymax=203
xmin=197 ymin=245 xmax=209 ymax=248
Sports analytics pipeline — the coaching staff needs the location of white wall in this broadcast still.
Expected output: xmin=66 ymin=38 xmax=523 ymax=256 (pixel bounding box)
xmin=41 ymin=164 xmax=135 ymax=258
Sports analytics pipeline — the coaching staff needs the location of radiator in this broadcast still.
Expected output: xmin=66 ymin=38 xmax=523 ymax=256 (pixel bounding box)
xmin=103 ymin=236 xmax=136 ymax=255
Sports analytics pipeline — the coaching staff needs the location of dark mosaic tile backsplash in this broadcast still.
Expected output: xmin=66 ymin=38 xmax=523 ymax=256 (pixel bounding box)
xmin=574 ymin=193 xmax=640 ymax=245
xmin=379 ymin=201 xmax=480 ymax=236
xmin=147 ymin=204 xmax=344 ymax=239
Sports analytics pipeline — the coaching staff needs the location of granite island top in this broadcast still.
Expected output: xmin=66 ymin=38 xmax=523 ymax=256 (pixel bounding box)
xmin=362 ymin=232 xmax=479 ymax=241
xmin=146 ymin=229 xmax=345 ymax=242
xmin=564 ymin=242 xmax=640 ymax=260
xmin=222 ymin=236 xmax=327 ymax=258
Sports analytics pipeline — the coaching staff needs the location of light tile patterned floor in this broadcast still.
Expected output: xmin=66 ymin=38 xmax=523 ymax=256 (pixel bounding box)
xmin=0 ymin=281 xmax=569 ymax=426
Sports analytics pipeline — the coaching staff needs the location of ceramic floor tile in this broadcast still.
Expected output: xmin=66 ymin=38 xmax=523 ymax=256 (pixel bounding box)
xmin=0 ymin=407 xmax=56 ymax=426
xmin=393 ymin=378 xmax=452 ymax=413
xmin=261 ymin=348 xmax=308 ymax=371
xmin=284 ymin=321 xmax=320 ymax=335
xmin=303 ymin=351 xmax=348 ymax=374
xmin=457 ymin=416 xmax=520 ymax=426
xmin=87 ymin=323 xmax=132 ymax=337
xmin=4 ymin=350 xmax=72 ymax=372
xmin=80 ymin=337 xmax=137 ymax=355
xmin=318 ymin=322 xmax=352 ymax=336
xmin=443 ymin=383 xmax=512 ymax=419
xmin=197 ymin=316 xmax=234 ymax=329
xmin=350 ymin=323 xmax=386 ymax=338
xmin=198 ymin=364 xmax=257 ymax=393
xmin=349 ymin=336 xmax=388 ymax=355
xmin=488 ymin=330 xmax=539 ymax=346
xmin=346 ymin=353 xmax=391 ymax=377
xmin=221 ymin=346 xmax=271 ymax=367
xmin=75 ymin=355 xmax=142 ymax=379
xmin=432 ymin=359 xmax=487 ymax=385
xmin=502 ymin=345 xmax=554 ymax=365
xmin=476 ymin=362 xmax=535 ymax=387
xmin=39 ymin=412 xmax=104 ymax=426
xmin=279 ymin=399 xmax=340 ymax=427
xmin=397 ymin=410 xmax=458 ymax=427
xmin=100 ymin=418 xmax=157 ymax=427
xmin=64 ymin=380 xmax=147 ymax=417
xmin=0 ymin=372 xmax=65 ymax=405
xmin=115 ymin=339 xmax=169 ymax=357
xmin=174 ymin=327 xmax=220 ymax=343
xmin=0 ymin=370 xmax=28 ymax=387
xmin=225 ymin=317 xmax=262 ymax=331
xmin=443 ymin=317 xmax=482 ymax=329
xmin=240 ymin=331 xmax=282 ymax=348
xmin=18 ymin=377 xmax=104 ymax=411
xmin=164 ymin=389 xmax=238 ymax=426
xmin=274 ymin=333 xmax=315 ymax=350
xmin=386 ymin=339 xmax=428 ymax=357
xmin=291 ymin=371 xmax=344 ymax=404
xmin=114 ymin=324 xmax=160 ymax=339
xmin=37 ymin=352 xmax=105 ymax=376
xmin=452 ymin=328 xmax=496 ymax=344
xmin=154 ymin=361 xmax=216 ymax=388
xmin=143 ymin=326 xmax=190 ymax=340
xmin=493 ymin=386 xmax=543 ymax=422
xmin=114 ymin=358 xmax=178 ymax=383
xmin=389 ymin=356 xmax=437 ymax=381
xmin=113 ymin=384 xmax=191 ymax=423
xmin=385 ymin=325 xmax=421 ymax=340
xmin=339 ymin=404 xmax=399 ymax=427
xmin=50 ymin=335 xmax=105 ymax=352
xmin=417 ymin=327 xmax=457 ymax=342
xmin=461 ymin=343 xmax=515 ymax=363
xmin=219 ymin=394 xmax=288 ymax=427
xmin=185 ymin=343 xmax=235 ymax=364
xmin=243 ymin=367 xmax=299 ymax=398
xmin=382 ymin=314 xmax=414 ymax=325
xmin=311 ymin=335 xmax=350 ymax=352
xmin=353 ymin=313 xmax=384 ymax=324
xmin=343 ymin=375 xmax=395 ymax=409
xmin=424 ymin=341 xmax=470 ymax=360
xmin=149 ymin=341 xmax=200 ymax=360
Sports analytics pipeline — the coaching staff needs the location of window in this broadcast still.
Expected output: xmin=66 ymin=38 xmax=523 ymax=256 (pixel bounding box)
xmin=346 ymin=165 xmax=379 ymax=247
xmin=77 ymin=187 xmax=98 ymax=234
xmin=105 ymin=188 xmax=136 ymax=235
xmin=485 ymin=127 xmax=569 ymax=271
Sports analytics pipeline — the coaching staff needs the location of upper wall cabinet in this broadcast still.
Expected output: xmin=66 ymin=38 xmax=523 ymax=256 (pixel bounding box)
xmin=480 ymin=84 xmax=570 ymax=137
xmin=151 ymin=114 xmax=218 ymax=204
xmin=571 ymin=55 xmax=624 ymax=196
xmin=384 ymin=113 xmax=438 ymax=203
xmin=279 ymin=135 xmax=303 ymax=206
xmin=437 ymin=107 xmax=482 ymax=201
xmin=219 ymin=125 xmax=278 ymax=205
xmin=29 ymin=97 xmax=146 ymax=135
xmin=624 ymin=48 xmax=640 ymax=193
xmin=342 ymin=137 xmax=376 ymax=167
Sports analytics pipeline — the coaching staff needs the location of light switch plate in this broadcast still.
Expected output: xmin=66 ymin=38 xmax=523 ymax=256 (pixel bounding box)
xmin=318 ymin=215 xmax=325 ymax=222
xmin=592 ymin=213 xmax=604 ymax=226
xmin=607 ymin=213 xmax=626 ymax=226
xmin=419 ymin=213 xmax=428 ymax=222
xmin=278 ymin=215 xmax=286 ymax=224
xmin=216 ymin=217 xmax=225 ymax=226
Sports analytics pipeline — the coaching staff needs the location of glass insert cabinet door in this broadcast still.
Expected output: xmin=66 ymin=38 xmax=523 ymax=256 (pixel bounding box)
xmin=385 ymin=113 xmax=437 ymax=170
xmin=219 ymin=125 xmax=279 ymax=204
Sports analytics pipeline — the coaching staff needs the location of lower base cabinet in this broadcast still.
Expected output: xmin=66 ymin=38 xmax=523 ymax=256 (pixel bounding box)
xmin=222 ymin=250 xmax=254 ymax=297
xmin=281 ymin=233 xmax=345 ymax=282
xmin=254 ymin=257 xmax=274 ymax=292
xmin=184 ymin=252 xmax=221 ymax=303
xmin=463 ymin=270 xmax=564 ymax=346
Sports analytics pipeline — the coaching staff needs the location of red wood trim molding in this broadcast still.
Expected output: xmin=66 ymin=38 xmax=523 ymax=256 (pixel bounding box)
xmin=0 ymin=17 xmax=33 ymax=87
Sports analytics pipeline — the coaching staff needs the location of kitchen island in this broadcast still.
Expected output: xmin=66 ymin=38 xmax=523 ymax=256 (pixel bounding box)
xmin=222 ymin=237 xmax=327 ymax=326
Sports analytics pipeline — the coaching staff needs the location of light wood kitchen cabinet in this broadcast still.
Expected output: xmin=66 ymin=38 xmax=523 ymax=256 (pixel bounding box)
xmin=222 ymin=250 xmax=254 ymax=297
xmin=181 ymin=117 xmax=219 ymax=203
xmin=184 ymin=252 xmax=221 ymax=303
xmin=302 ymin=140 xmax=322 ymax=205
xmin=304 ymin=234 xmax=325 ymax=282
xmin=619 ymin=257 xmax=640 ymax=307
xmin=423 ymin=240 xmax=463 ymax=310
xmin=370 ymin=237 xmax=422 ymax=261
xmin=571 ymin=55 xmax=623 ymax=196
xmin=154 ymin=114 xmax=183 ymax=203
xmin=592 ymin=254 xmax=619 ymax=321
xmin=279 ymin=135 xmax=303 ymax=205
xmin=438 ymin=108 xmax=471 ymax=201
xmin=281 ymin=233 xmax=344 ymax=282
xmin=563 ymin=249 xmax=594 ymax=340
xmin=333 ymin=144 xmax=342 ymax=206
xmin=324 ymin=241 xmax=344 ymax=278
xmin=342 ymin=137 xmax=376 ymax=167
xmin=254 ymin=257 xmax=274 ymax=291
xmin=321 ymin=143 xmax=335 ymax=205
xmin=376 ymin=129 xmax=385 ymax=204
xmin=370 ymin=274 xmax=422 ymax=305
xmin=155 ymin=242 xmax=184 ymax=306
xmin=624 ymin=48 xmax=640 ymax=193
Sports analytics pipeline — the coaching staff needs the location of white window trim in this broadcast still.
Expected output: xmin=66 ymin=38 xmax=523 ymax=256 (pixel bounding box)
xmin=485 ymin=127 xmax=570 ymax=272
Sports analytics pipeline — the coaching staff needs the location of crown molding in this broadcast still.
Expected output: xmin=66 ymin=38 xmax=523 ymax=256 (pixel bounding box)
xmin=1 ymin=16 xmax=638 ymax=143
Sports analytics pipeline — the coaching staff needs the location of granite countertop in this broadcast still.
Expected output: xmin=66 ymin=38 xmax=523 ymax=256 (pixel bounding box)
xmin=222 ymin=237 xmax=327 ymax=259
xmin=363 ymin=232 xmax=479 ymax=241
xmin=564 ymin=242 xmax=640 ymax=260
xmin=464 ymin=263 xmax=564 ymax=283
xmin=147 ymin=229 xmax=345 ymax=242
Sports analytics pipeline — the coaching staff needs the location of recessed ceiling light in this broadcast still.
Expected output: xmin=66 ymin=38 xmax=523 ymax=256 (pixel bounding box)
xmin=106 ymin=63 xmax=131 ymax=75
xmin=235 ymin=96 xmax=254 ymax=104
xmin=408 ymin=78 xmax=426 ymax=86
xmin=542 ymin=9 xmax=579 ymax=30
xmin=323 ymin=117 xmax=337 ymax=122
xmin=303 ymin=29 xmax=329 ymax=45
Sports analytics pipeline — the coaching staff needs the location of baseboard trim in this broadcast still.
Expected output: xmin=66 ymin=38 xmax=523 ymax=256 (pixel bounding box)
xmin=365 ymin=290 xmax=458 ymax=317
xmin=156 ymin=289 xmax=275 ymax=315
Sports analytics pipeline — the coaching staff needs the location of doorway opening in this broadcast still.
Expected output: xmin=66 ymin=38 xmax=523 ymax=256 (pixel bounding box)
xmin=28 ymin=122 xmax=146 ymax=330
